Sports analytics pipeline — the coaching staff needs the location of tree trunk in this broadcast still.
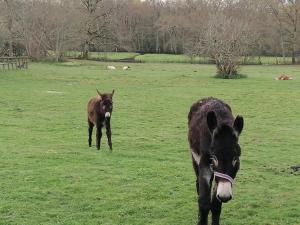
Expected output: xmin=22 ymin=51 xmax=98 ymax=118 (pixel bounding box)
xmin=8 ymin=38 xmax=13 ymax=57
xmin=55 ymin=29 xmax=60 ymax=62
xmin=290 ymin=4 xmax=298 ymax=64
xmin=155 ymin=31 xmax=159 ymax=53
xmin=83 ymin=41 xmax=89 ymax=59
xmin=279 ymin=28 xmax=286 ymax=62
xmin=292 ymin=27 xmax=297 ymax=64
xmin=292 ymin=43 xmax=296 ymax=64
xmin=291 ymin=31 xmax=297 ymax=64
xmin=8 ymin=16 xmax=13 ymax=57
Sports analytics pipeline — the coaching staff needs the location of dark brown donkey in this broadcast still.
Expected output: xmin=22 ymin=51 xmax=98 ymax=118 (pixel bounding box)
xmin=188 ymin=97 xmax=244 ymax=225
xmin=87 ymin=90 xmax=114 ymax=150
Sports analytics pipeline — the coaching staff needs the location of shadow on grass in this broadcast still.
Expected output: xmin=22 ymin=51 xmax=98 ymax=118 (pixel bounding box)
xmin=213 ymin=73 xmax=248 ymax=79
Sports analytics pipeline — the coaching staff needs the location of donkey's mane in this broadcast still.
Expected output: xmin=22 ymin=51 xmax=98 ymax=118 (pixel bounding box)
xmin=188 ymin=97 xmax=232 ymax=123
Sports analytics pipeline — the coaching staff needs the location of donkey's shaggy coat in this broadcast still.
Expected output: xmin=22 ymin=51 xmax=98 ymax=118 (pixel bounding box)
xmin=188 ymin=97 xmax=244 ymax=225
xmin=87 ymin=90 xmax=114 ymax=150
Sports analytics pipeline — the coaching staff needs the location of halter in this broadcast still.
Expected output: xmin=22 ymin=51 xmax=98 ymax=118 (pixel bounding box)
xmin=214 ymin=172 xmax=234 ymax=184
xmin=191 ymin=151 xmax=234 ymax=184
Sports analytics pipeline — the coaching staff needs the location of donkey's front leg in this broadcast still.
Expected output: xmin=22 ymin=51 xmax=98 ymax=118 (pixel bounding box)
xmin=197 ymin=166 xmax=213 ymax=225
xmin=211 ymin=186 xmax=222 ymax=225
xmin=105 ymin=119 xmax=112 ymax=151
xmin=96 ymin=125 xmax=102 ymax=150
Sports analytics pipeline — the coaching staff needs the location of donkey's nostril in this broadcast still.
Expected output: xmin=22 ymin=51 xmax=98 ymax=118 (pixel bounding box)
xmin=217 ymin=194 xmax=232 ymax=203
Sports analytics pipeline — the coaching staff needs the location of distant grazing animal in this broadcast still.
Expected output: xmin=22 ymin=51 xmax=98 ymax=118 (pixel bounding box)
xmin=276 ymin=74 xmax=293 ymax=80
xmin=188 ymin=97 xmax=244 ymax=225
xmin=107 ymin=65 xmax=116 ymax=70
xmin=87 ymin=89 xmax=115 ymax=151
xmin=123 ymin=66 xmax=130 ymax=70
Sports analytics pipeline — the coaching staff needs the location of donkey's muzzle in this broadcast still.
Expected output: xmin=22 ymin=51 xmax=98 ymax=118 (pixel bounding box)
xmin=105 ymin=112 xmax=111 ymax=118
xmin=216 ymin=181 xmax=232 ymax=203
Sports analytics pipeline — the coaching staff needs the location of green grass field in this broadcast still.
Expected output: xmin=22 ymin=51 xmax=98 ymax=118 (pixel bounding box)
xmin=135 ymin=54 xmax=210 ymax=64
xmin=136 ymin=54 xmax=295 ymax=65
xmin=0 ymin=60 xmax=299 ymax=225
xmin=60 ymin=51 xmax=297 ymax=65
xmin=60 ymin=51 xmax=140 ymax=60
xmin=88 ymin=52 xmax=140 ymax=60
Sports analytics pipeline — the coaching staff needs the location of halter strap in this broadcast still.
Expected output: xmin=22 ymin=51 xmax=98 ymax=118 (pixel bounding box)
xmin=214 ymin=172 xmax=234 ymax=184
xmin=191 ymin=152 xmax=234 ymax=184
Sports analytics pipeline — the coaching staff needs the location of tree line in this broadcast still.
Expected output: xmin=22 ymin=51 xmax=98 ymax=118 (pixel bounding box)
xmin=0 ymin=0 xmax=299 ymax=65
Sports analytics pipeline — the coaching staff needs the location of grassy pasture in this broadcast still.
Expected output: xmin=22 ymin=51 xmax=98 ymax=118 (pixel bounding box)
xmin=57 ymin=51 xmax=297 ymax=65
xmin=60 ymin=51 xmax=140 ymax=60
xmin=135 ymin=54 xmax=209 ymax=64
xmin=136 ymin=54 xmax=295 ymax=65
xmin=0 ymin=60 xmax=299 ymax=225
xmin=88 ymin=52 xmax=140 ymax=60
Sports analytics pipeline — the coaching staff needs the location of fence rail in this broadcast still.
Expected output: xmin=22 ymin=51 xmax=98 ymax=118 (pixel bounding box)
xmin=0 ymin=56 xmax=28 ymax=71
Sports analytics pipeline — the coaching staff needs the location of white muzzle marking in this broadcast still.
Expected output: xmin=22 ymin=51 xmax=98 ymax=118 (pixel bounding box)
xmin=217 ymin=181 xmax=232 ymax=200
xmin=105 ymin=112 xmax=111 ymax=118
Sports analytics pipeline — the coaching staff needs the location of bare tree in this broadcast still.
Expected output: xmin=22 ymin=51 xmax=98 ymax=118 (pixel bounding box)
xmin=268 ymin=0 xmax=288 ymax=60
xmin=51 ymin=1 xmax=79 ymax=61
xmin=185 ymin=0 xmax=258 ymax=78
xmin=0 ymin=0 xmax=298 ymax=62
xmin=18 ymin=1 xmax=53 ymax=59
xmin=2 ymin=0 xmax=16 ymax=56
xmin=268 ymin=0 xmax=300 ymax=64
xmin=156 ymin=2 xmax=185 ymax=54
xmin=79 ymin=0 xmax=115 ymax=59
xmin=115 ymin=0 xmax=159 ymax=52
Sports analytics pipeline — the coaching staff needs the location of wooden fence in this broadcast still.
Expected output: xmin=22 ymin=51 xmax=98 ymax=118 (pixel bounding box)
xmin=0 ymin=57 xmax=28 ymax=71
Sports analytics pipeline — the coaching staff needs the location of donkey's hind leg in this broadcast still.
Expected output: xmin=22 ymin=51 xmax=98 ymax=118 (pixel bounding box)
xmin=192 ymin=160 xmax=200 ymax=195
xmin=88 ymin=120 xmax=94 ymax=147
xmin=96 ymin=125 xmax=102 ymax=150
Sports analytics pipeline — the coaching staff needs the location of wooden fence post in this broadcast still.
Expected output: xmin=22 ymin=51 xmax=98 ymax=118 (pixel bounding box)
xmin=0 ymin=56 xmax=29 ymax=71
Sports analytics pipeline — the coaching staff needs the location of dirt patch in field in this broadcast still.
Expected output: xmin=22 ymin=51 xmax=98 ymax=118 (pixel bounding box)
xmin=46 ymin=90 xmax=64 ymax=95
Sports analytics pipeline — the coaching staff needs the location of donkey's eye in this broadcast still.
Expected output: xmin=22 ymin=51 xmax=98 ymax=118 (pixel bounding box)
xmin=211 ymin=156 xmax=218 ymax=167
xmin=232 ymin=157 xmax=239 ymax=167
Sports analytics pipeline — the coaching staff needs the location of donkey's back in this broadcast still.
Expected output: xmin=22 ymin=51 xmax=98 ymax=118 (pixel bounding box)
xmin=188 ymin=97 xmax=233 ymax=127
xmin=188 ymin=97 xmax=234 ymax=155
xmin=87 ymin=96 xmax=101 ymax=125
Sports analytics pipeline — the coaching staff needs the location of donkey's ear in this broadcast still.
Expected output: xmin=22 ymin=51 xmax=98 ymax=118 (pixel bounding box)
xmin=111 ymin=89 xmax=115 ymax=97
xmin=234 ymin=115 xmax=244 ymax=135
xmin=207 ymin=111 xmax=217 ymax=133
xmin=96 ymin=89 xmax=102 ymax=96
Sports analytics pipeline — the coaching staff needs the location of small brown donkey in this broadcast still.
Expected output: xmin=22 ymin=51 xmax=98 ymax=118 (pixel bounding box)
xmin=87 ymin=90 xmax=114 ymax=150
xmin=188 ymin=97 xmax=244 ymax=225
